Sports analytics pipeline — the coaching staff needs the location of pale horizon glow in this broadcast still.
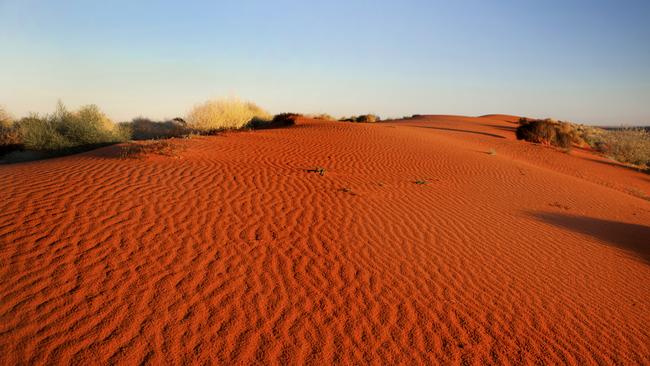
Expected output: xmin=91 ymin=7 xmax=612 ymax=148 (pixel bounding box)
xmin=1 ymin=0 xmax=649 ymax=125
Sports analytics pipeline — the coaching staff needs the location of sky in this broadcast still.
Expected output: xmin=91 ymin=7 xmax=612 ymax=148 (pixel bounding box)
xmin=1 ymin=0 xmax=649 ymax=125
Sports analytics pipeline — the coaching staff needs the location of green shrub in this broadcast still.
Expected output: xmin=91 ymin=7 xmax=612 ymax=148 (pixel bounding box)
xmin=18 ymin=102 xmax=129 ymax=151
xmin=186 ymin=98 xmax=271 ymax=132
xmin=18 ymin=115 xmax=71 ymax=151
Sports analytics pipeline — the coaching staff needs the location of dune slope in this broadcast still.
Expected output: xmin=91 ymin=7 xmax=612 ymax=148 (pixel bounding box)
xmin=1 ymin=115 xmax=649 ymax=365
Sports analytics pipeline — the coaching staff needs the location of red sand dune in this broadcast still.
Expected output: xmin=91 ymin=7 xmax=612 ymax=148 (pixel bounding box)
xmin=1 ymin=115 xmax=648 ymax=365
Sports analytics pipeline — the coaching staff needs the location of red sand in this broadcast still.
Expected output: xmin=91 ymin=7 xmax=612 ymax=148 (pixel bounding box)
xmin=1 ymin=115 xmax=648 ymax=365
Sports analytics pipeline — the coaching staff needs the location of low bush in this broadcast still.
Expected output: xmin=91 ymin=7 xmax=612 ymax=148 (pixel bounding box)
xmin=0 ymin=125 xmax=22 ymax=155
xmin=247 ymin=113 xmax=300 ymax=130
xmin=516 ymin=118 xmax=576 ymax=149
xmin=126 ymin=117 xmax=191 ymax=140
xmin=340 ymin=114 xmax=381 ymax=123
xmin=17 ymin=102 xmax=129 ymax=151
xmin=310 ymin=113 xmax=335 ymax=121
xmin=186 ymin=98 xmax=271 ymax=132
xmin=357 ymin=114 xmax=380 ymax=123
xmin=271 ymin=113 xmax=300 ymax=126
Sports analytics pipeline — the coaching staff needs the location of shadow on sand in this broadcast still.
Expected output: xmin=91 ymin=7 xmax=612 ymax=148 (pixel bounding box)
xmin=531 ymin=212 xmax=650 ymax=264
xmin=480 ymin=124 xmax=517 ymax=133
xmin=410 ymin=126 xmax=507 ymax=139
xmin=0 ymin=143 xmax=119 ymax=164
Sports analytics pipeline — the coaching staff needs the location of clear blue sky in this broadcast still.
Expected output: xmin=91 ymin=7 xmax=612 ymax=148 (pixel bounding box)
xmin=1 ymin=0 xmax=649 ymax=125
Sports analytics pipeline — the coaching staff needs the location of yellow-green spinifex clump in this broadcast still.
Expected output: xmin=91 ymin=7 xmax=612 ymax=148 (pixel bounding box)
xmin=186 ymin=97 xmax=271 ymax=132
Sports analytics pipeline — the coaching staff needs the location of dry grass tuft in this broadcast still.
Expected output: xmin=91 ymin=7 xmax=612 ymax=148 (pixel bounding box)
xmin=186 ymin=98 xmax=271 ymax=132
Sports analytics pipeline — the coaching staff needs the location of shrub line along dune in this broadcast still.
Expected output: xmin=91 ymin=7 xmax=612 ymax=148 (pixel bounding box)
xmin=1 ymin=102 xmax=130 ymax=161
xmin=3 ymin=102 xmax=648 ymax=169
xmin=515 ymin=117 xmax=650 ymax=169
xmin=0 ymin=98 xmax=300 ymax=162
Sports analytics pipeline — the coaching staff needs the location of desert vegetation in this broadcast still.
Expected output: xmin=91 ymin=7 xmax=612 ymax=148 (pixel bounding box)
xmin=0 ymin=102 xmax=129 ymax=161
xmin=340 ymin=114 xmax=381 ymax=123
xmin=600 ymin=128 xmax=650 ymax=167
xmin=516 ymin=117 xmax=650 ymax=169
xmin=258 ymin=113 xmax=300 ymax=129
xmin=3 ymin=100 xmax=647 ymax=170
xmin=1 ymin=99 xmax=301 ymax=162
xmin=515 ymin=118 xmax=578 ymax=149
xmin=124 ymin=117 xmax=192 ymax=140
xmin=0 ymin=126 xmax=21 ymax=155
xmin=310 ymin=113 xmax=336 ymax=121
xmin=0 ymin=106 xmax=12 ymax=127
xmin=0 ymin=107 xmax=21 ymax=155
xmin=186 ymin=98 xmax=271 ymax=132
xmin=20 ymin=103 xmax=130 ymax=151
